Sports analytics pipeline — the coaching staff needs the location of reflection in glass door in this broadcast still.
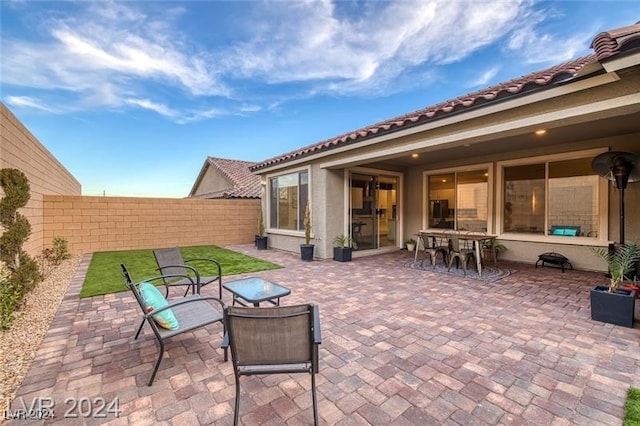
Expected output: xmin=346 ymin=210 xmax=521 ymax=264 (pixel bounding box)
xmin=350 ymin=173 xmax=398 ymax=251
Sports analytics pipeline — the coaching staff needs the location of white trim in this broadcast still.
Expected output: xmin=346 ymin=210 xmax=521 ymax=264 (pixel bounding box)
xmin=265 ymin=165 xmax=311 ymax=234
xmin=421 ymin=163 xmax=494 ymax=232
xmin=495 ymin=147 xmax=609 ymax=244
xmin=601 ymin=52 xmax=640 ymax=72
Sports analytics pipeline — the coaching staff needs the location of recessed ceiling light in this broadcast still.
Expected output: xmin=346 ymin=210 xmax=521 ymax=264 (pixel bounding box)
xmin=535 ymin=129 xmax=547 ymax=136
xmin=411 ymin=153 xmax=419 ymax=158
xmin=463 ymin=143 xmax=471 ymax=147
xmin=442 ymin=179 xmax=446 ymax=183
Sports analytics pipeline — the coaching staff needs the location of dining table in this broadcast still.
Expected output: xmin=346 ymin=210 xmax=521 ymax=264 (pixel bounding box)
xmin=415 ymin=229 xmax=498 ymax=278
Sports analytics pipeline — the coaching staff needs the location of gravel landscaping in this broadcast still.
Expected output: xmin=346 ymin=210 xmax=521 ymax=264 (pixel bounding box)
xmin=0 ymin=255 xmax=82 ymax=416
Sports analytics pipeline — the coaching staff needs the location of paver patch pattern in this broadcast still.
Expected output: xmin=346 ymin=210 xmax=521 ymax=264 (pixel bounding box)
xmin=6 ymin=245 xmax=640 ymax=425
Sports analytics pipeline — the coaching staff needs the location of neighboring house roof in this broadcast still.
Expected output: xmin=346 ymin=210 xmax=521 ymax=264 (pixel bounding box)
xmin=250 ymin=22 xmax=640 ymax=173
xmin=189 ymin=157 xmax=261 ymax=199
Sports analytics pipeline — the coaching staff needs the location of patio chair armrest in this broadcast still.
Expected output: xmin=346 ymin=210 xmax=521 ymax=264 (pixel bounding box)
xmin=311 ymin=303 xmax=321 ymax=344
xmin=156 ymin=264 xmax=201 ymax=281
xmin=137 ymin=274 xmax=196 ymax=295
xmin=184 ymin=257 xmax=222 ymax=277
xmin=143 ymin=273 xmax=195 ymax=284
xmin=221 ymin=332 xmax=229 ymax=349
xmin=144 ymin=295 xmax=225 ymax=318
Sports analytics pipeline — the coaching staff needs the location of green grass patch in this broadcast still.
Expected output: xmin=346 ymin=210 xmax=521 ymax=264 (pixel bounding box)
xmin=81 ymin=245 xmax=282 ymax=298
xmin=625 ymin=387 xmax=640 ymax=425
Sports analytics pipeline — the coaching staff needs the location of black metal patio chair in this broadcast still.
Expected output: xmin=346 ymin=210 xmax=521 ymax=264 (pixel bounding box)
xmin=153 ymin=247 xmax=223 ymax=298
xmin=121 ymin=264 xmax=226 ymax=386
xmin=223 ymin=303 xmax=321 ymax=426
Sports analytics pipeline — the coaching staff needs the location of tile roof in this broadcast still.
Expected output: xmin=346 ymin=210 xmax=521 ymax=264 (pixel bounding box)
xmin=250 ymin=22 xmax=640 ymax=173
xmin=590 ymin=21 xmax=640 ymax=61
xmin=190 ymin=157 xmax=261 ymax=199
xmin=250 ymin=55 xmax=596 ymax=172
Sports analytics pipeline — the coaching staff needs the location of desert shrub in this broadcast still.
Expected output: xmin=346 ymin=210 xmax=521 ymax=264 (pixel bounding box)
xmin=37 ymin=236 xmax=72 ymax=279
xmin=51 ymin=236 xmax=71 ymax=264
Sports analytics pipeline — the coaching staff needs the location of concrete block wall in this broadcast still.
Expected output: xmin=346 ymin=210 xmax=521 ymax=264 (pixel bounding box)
xmin=43 ymin=195 xmax=260 ymax=254
xmin=1 ymin=103 xmax=82 ymax=256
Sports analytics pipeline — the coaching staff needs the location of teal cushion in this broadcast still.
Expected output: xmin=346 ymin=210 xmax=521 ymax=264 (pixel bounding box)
xmin=139 ymin=282 xmax=179 ymax=330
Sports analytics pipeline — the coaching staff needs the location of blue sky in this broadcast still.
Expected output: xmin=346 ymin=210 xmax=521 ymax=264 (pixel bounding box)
xmin=1 ymin=1 xmax=638 ymax=198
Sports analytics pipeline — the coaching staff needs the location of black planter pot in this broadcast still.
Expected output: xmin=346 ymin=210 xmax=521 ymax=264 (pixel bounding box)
xmin=300 ymin=244 xmax=314 ymax=261
xmin=256 ymin=236 xmax=268 ymax=250
xmin=590 ymin=286 xmax=636 ymax=328
xmin=333 ymin=247 xmax=352 ymax=262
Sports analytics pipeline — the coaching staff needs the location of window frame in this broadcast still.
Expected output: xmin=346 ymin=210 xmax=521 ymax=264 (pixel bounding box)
xmin=422 ymin=163 xmax=494 ymax=233
xmin=265 ymin=166 xmax=311 ymax=236
xmin=496 ymin=148 xmax=608 ymax=245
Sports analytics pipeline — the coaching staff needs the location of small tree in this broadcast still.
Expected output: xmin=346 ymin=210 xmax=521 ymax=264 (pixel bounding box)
xmin=0 ymin=168 xmax=39 ymax=326
xmin=303 ymin=203 xmax=312 ymax=245
xmin=257 ymin=209 xmax=265 ymax=237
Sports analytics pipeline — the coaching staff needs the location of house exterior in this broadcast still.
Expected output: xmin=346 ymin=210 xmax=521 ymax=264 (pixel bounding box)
xmin=250 ymin=22 xmax=640 ymax=271
xmin=188 ymin=157 xmax=261 ymax=199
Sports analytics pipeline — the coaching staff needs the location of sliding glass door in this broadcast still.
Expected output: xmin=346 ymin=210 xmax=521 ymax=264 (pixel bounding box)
xmin=350 ymin=173 xmax=398 ymax=251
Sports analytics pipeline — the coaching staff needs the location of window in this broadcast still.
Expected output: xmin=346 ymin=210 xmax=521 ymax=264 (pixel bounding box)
xmin=269 ymin=170 xmax=309 ymax=231
xmin=502 ymin=156 xmax=600 ymax=238
xmin=427 ymin=169 xmax=488 ymax=231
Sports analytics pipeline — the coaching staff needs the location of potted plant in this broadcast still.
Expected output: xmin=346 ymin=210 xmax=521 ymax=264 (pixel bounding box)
xmin=255 ymin=209 xmax=268 ymax=250
xmin=300 ymin=203 xmax=314 ymax=261
xmin=333 ymin=234 xmax=357 ymax=262
xmin=590 ymin=242 xmax=640 ymax=328
xmin=405 ymin=238 xmax=417 ymax=252
xmin=482 ymin=239 xmax=507 ymax=262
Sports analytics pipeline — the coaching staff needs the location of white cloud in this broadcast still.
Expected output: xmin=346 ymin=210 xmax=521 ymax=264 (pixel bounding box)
xmin=124 ymin=98 xmax=226 ymax=124
xmin=2 ymin=1 xmax=229 ymax=105
xmin=2 ymin=0 xmax=548 ymax=118
xmin=467 ymin=66 xmax=501 ymax=88
xmin=505 ymin=8 xmax=594 ymax=64
xmin=229 ymin=0 xmax=532 ymax=94
xmin=5 ymin=96 xmax=59 ymax=112
xmin=125 ymin=98 xmax=177 ymax=118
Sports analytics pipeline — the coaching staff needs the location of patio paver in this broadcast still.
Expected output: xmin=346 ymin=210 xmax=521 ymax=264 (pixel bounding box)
xmin=5 ymin=245 xmax=640 ymax=425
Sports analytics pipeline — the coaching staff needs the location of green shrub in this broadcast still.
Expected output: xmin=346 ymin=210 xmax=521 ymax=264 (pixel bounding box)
xmin=0 ymin=262 xmax=20 ymax=330
xmin=37 ymin=236 xmax=72 ymax=279
xmin=0 ymin=168 xmax=40 ymax=328
xmin=51 ymin=236 xmax=71 ymax=265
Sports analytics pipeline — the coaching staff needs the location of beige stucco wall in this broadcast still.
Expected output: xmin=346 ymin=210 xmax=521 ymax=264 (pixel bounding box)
xmin=0 ymin=103 xmax=81 ymax=256
xmin=43 ymin=195 xmax=260 ymax=254
xmin=192 ymin=164 xmax=232 ymax=196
